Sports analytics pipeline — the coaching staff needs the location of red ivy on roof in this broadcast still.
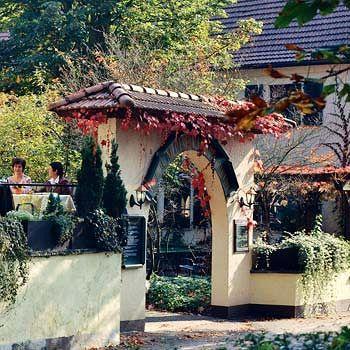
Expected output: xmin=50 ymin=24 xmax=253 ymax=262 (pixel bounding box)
xmin=65 ymin=98 xmax=291 ymax=150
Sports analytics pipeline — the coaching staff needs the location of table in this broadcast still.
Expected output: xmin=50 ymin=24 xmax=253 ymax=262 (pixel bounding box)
xmin=13 ymin=193 xmax=76 ymax=214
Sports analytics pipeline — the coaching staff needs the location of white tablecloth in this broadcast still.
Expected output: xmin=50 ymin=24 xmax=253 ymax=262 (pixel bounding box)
xmin=13 ymin=193 xmax=76 ymax=214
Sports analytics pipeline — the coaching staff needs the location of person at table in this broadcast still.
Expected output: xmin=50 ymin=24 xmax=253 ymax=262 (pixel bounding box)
xmin=46 ymin=161 xmax=71 ymax=195
xmin=7 ymin=157 xmax=32 ymax=194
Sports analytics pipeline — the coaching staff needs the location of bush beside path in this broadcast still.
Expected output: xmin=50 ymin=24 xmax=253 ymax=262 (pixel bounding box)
xmin=105 ymin=310 xmax=350 ymax=349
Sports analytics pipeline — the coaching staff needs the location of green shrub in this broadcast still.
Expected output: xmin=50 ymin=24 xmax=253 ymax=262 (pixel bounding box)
xmin=76 ymin=136 xmax=104 ymax=217
xmin=6 ymin=210 xmax=37 ymax=222
xmin=102 ymin=139 xmax=127 ymax=218
xmin=332 ymin=326 xmax=350 ymax=349
xmin=147 ymin=275 xmax=211 ymax=313
xmin=232 ymin=327 xmax=350 ymax=349
xmin=86 ymin=209 xmax=125 ymax=252
xmin=43 ymin=193 xmax=76 ymax=245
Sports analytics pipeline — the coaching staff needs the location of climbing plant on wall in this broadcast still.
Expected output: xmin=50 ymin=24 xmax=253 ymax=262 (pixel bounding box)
xmin=0 ymin=217 xmax=30 ymax=307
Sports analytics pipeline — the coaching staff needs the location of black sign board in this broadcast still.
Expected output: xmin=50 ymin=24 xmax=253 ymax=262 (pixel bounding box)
xmin=122 ymin=215 xmax=146 ymax=267
xmin=233 ymin=219 xmax=249 ymax=253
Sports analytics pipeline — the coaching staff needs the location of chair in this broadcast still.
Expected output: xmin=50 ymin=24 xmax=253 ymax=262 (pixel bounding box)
xmin=0 ymin=185 xmax=14 ymax=216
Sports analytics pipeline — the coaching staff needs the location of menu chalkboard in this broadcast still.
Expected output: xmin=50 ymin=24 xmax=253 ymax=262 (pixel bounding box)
xmin=122 ymin=215 xmax=146 ymax=267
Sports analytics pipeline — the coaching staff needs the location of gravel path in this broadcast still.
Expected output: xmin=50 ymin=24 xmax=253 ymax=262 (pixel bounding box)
xmin=115 ymin=310 xmax=350 ymax=349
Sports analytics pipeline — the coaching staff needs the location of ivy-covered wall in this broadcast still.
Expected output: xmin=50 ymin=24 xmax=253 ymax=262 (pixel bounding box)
xmin=0 ymin=252 xmax=121 ymax=349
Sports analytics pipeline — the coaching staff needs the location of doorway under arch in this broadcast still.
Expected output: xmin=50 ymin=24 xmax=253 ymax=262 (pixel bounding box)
xmin=143 ymin=133 xmax=242 ymax=312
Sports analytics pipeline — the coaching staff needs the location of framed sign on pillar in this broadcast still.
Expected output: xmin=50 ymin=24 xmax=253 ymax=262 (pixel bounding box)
xmin=233 ymin=219 xmax=249 ymax=253
xmin=122 ymin=215 xmax=146 ymax=268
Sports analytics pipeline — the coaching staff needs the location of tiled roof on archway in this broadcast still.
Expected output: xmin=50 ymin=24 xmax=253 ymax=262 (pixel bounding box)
xmin=49 ymin=81 xmax=223 ymax=118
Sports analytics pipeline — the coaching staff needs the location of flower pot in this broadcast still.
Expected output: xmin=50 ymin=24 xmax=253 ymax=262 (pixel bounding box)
xmin=23 ymin=220 xmax=56 ymax=251
xmin=70 ymin=221 xmax=97 ymax=250
xmin=269 ymin=247 xmax=304 ymax=272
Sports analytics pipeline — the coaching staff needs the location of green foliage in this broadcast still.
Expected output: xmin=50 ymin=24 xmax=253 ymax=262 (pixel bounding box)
xmin=147 ymin=275 xmax=211 ymax=313
xmin=0 ymin=92 xmax=80 ymax=181
xmin=86 ymin=209 xmax=125 ymax=252
xmin=43 ymin=193 xmax=76 ymax=245
xmin=0 ymin=0 xmax=262 ymax=94
xmin=252 ymin=235 xmax=276 ymax=270
xmin=275 ymin=0 xmax=350 ymax=28
xmin=44 ymin=193 xmax=64 ymax=216
xmin=6 ymin=210 xmax=37 ymax=222
xmin=332 ymin=326 xmax=350 ymax=349
xmin=253 ymin=216 xmax=350 ymax=311
xmin=232 ymin=329 xmax=350 ymax=349
xmin=0 ymin=1 xmax=131 ymax=92
xmin=60 ymin=5 xmax=261 ymax=98
xmin=0 ymin=216 xmax=30 ymax=307
xmin=102 ymin=140 xmax=127 ymax=218
xmin=76 ymin=136 xmax=104 ymax=217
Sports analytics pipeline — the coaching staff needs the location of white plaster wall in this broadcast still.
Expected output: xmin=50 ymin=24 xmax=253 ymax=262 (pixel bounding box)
xmin=98 ymin=120 xmax=161 ymax=323
xmin=240 ymin=64 xmax=350 ymax=234
xmin=226 ymin=140 xmax=255 ymax=307
xmin=0 ymin=253 xmax=121 ymax=349
xmin=240 ymin=64 xmax=350 ymax=163
xmin=99 ymin=119 xmax=255 ymax=316
xmin=250 ymin=271 xmax=350 ymax=306
xmin=250 ymin=273 xmax=299 ymax=306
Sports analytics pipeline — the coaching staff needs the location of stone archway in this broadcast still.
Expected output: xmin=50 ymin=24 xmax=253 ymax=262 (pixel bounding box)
xmin=50 ymin=81 xmax=256 ymax=329
xmin=143 ymin=132 xmax=239 ymax=198
xmin=142 ymin=133 xmax=250 ymax=317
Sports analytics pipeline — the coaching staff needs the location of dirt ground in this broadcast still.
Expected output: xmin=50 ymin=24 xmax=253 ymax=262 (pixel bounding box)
xmin=115 ymin=310 xmax=350 ymax=349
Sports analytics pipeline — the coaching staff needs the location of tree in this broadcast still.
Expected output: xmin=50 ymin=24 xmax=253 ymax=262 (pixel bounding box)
xmin=0 ymin=1 xmax=131 ymax=92
xmin=0 ymin=91 xmax=80 ymax=181
xmin=0 ymin=0 xmax=262 ymax=94
xmin=254 ymin=128 xmax=324 ymax=238
xmin=75 ymin=136 xmax=104 ymax=217
xmin=275 ymin=0 xmax=350 ymax=28
xmin=320 ymin=83 xmax=350 ymax=237
xmin=102 ymin=139 xmax=127 ymax=218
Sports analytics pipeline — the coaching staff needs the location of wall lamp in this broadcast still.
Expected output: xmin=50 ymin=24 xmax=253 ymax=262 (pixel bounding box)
xmin=129 ymin=185 xmax=147 ymax=209
xmin=239 ymin=186 xmax=257 ymax=208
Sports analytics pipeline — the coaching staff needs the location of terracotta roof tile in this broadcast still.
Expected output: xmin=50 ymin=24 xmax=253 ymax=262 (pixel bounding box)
xmin=49 ymin=81 xmax=223 ymax=118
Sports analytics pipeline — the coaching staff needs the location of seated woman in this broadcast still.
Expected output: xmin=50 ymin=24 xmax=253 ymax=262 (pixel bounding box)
xmin=7 ymin=157 xmax=32 ymax=194
xmin=46 ymin=162 xmax=71 ymax=195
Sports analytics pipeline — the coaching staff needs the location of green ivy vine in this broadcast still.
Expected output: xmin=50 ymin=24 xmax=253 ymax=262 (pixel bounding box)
xmin=0 ymin=217 xmax=30 ymax=308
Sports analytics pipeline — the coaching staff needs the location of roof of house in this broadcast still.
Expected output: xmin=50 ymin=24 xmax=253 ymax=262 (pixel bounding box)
xmin=49 ymin=81 xmax=223 ymax=118
xmin=0 ymin=32 xmax=9 ymax=41
xmin=222 ymin=0 xmax=350 ymax=68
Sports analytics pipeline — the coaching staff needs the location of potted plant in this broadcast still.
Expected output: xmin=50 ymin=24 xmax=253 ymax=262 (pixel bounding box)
xmin=7 ymin=209 xmax=54 ymax=251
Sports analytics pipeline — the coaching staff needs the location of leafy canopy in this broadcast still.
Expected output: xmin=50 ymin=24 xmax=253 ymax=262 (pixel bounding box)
xmin=275 ymin=0 xmax=350 ymax=28
xmin=0 ymin=0 xmax=262 ymax=94
xmin=0 ymin=92 xmax=80 ymax=181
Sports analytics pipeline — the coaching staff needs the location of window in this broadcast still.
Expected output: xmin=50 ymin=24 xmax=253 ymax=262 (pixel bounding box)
xmin=245 ymin=84 xmax=264 ymax=100
xmin=302 ymin=81 xmax=323 ymax=126
xmin=269 ymin=83 xmax=323 ymax=126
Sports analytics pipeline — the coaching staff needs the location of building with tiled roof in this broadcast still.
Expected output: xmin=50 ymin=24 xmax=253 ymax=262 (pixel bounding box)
xmin=225 ymin=1 xmax=350 ymax=234
xmin=223 ymin=0 xmax=350 ymax=68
